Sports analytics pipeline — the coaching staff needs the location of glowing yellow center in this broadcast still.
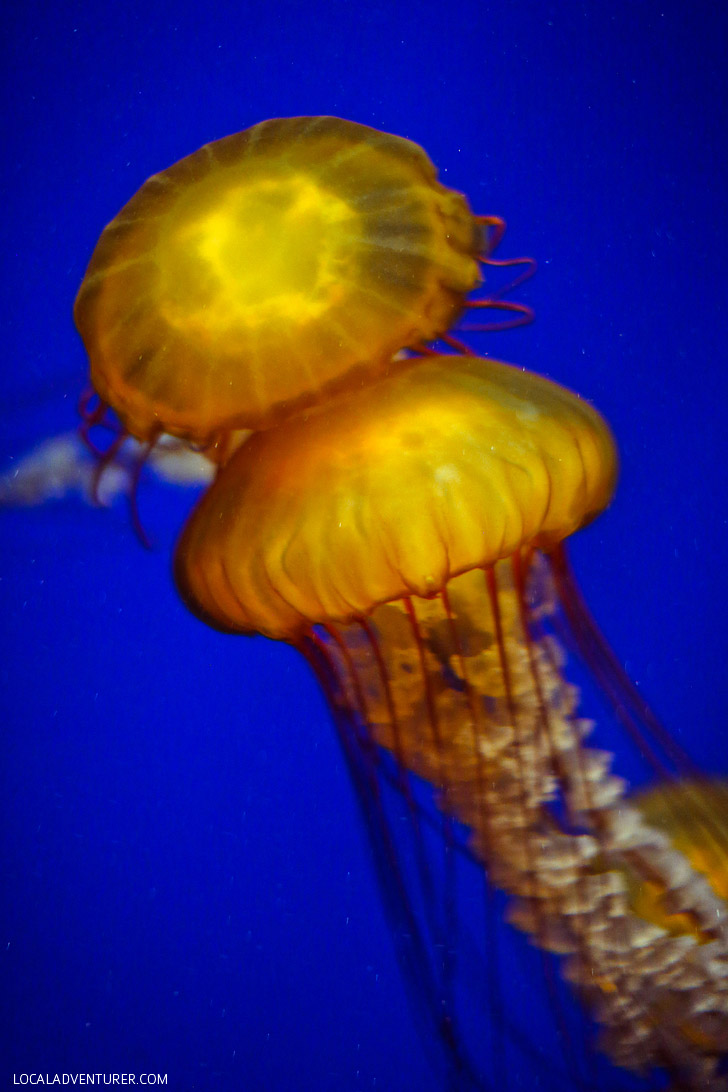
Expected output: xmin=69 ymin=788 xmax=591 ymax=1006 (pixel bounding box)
xmin=158 ymin=173 xmax=359 ymax=332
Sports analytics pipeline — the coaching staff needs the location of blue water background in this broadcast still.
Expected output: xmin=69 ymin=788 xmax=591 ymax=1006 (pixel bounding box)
xmin=2 ymin=2 xmax=727 ymax=1089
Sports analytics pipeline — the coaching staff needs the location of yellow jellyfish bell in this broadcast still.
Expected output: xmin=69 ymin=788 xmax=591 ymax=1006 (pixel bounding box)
xmin=73 ymin=116 xmax=483 ymax=445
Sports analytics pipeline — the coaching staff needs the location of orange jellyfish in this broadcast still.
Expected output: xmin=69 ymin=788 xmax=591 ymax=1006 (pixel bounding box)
xmin=75 ymin=117 xmax=728 ymax=1091
xmin=173 ymin=354 xmax=728 ymax=1088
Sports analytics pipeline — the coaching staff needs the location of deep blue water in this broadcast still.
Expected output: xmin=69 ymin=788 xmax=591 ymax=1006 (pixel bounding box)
xmin=2 ymin=2 xmax=727 ymax=1090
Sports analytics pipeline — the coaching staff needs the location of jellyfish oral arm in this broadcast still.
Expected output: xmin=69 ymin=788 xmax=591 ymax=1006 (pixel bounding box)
xmin=311 ymin=555 xmax=728 ymax=1087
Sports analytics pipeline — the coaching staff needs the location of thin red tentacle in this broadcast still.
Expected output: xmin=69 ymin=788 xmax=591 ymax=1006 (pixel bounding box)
xmin=461 ymin=299 xmax=535 ymax=334
xmin=441 ymin=331 xmax=476 ymax=355
xmin=455 ymin=215 xmax=537 ymax=336
xmin=479 ymin=255 xmax=538 ymax=300
xmin=78 ymin=388 xmax=157 ymax=550
xmin=128 ymin=437 xmax=158 ymax=550
xmin=89 ymin=431 xmax=127 ymax=505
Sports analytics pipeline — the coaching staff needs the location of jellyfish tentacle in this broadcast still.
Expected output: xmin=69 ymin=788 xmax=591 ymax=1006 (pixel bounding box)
xmin=440 ymin=586 xmax=509 ymax=1088
xmin=460 ymin=298 xmax=535 ymax=334
xmin=441 ymin=332 xmax=475 ymax=355
xmin=476 ymin=214 xmax=507 ymax=255
xmin=127 ymin=436 xmax=157 ymax=550
xmin=477 ymin=256 xmax=538 ymax=301
xmin=547 ymin=544 xmax=702 ymax=783
xmin=88 ymin=430 xmax=127 ymax=506
xmin=548 ymin=544 xmax=728 ymax=896
xmin=316 ymin=558 xmax=728 ymax=1087
xmin=404 ymin=595 xmax=463 ymax=1040
xmin=78 ymin=388 xmax=120 ymax=460
xmin=306 ymin=631 xmax=491 ymax=1092
xmin=461 ymin=213 xmax=537 ymax=334
xmin=77 ymin=385 xmax=158 ymax=547
xmin=356 ymin=611 xmax=458 ymax=975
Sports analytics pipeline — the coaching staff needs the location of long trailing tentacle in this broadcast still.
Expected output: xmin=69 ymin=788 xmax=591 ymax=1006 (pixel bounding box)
xmin=548 ymin=541 xmax=728 ymax=869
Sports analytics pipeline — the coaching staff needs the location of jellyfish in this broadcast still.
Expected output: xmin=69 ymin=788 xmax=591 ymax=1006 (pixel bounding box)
xmin=172 ymin=353 xmax=728 ymax=1087
xmin=75 ymin=117 xmax=728 ymax=1090
xmin=74 ymin=115 xmax=485 ymax=449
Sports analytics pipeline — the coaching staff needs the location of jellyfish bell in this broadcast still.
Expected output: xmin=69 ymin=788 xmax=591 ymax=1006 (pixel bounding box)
xmin=74 ymin=116 xmax=483 ymax=448
xmin=174 ymin=355 xmax=617 ymax=639
xmin=628 ymin=779 xmax=728 ymax=918
xmin=605 ymin=779 xmax=728 ymax=1066
xmin=174 ymin=355 xmax=728 ymax=1087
